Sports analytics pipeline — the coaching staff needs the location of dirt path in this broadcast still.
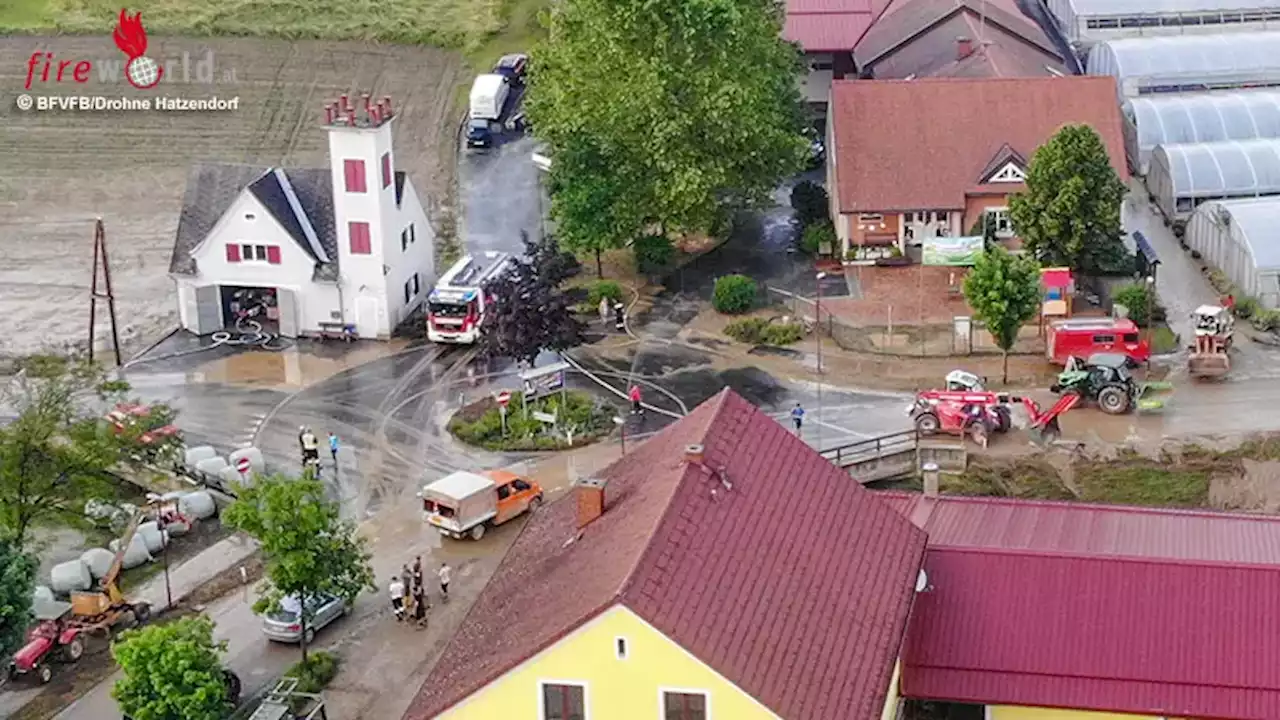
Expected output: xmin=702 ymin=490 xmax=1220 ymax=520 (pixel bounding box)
xmin=0 ymin=36 xmax=464 ymax=361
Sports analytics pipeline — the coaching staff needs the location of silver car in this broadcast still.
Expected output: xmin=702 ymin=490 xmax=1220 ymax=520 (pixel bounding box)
xmin=261 ymin=594 xmax=349 ymax=644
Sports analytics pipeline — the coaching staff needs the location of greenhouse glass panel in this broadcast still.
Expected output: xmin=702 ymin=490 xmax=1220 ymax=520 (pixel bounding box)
xmin=1130 ymin=92 xmax=1280 ymax=173
xmin=1163 ymin=139 xmax=1280 ymax=196
xmin=1071 ymin=0 xmax=1280 ymax=15
xmin=1215 ymin=199 xmax=1280 ymax=270
xmin=1087 ymin=33 xmax=1280 ymax=94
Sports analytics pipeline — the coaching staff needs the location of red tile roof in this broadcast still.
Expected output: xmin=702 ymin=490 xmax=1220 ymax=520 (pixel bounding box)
xmin=830 ymin=76 xmax=1127 ymax=213
xmin=881 ymin=492 xmax=1280 ymax=719
xmin=785 ymin=0 xmax=879 ymax=51
xmin=404 ymin=390 xmax=928 ymax=720
xmin=854 ymin=0 xmax=1064 ymax=79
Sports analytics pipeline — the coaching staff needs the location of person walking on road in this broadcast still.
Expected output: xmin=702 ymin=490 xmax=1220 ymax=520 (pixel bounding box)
xmin=438 ymin=562 xmax=452 ymax=601
xmin=791 ymin=404 xmax=805 ymax=435
xmin=614 ymin=301 xmax=626 ymax=332
xmin=328 ymin=432 xmax=340 ymax=464
xmin=412 ymin=578 xmax=428 ymax=627
xmin=388 ymin=576 xmax=406 ymax=621
xmin=629 ymin=385 xmax=643 ymax=415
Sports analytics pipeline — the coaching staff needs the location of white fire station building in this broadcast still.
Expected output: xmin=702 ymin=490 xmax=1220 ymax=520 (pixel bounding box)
xmin=168 ymin=95 xmax=434 ymax=340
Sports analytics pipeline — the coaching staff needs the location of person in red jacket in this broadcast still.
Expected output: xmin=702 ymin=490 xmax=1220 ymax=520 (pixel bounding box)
xmin=628 ymin=385 xmax=643 ymax=414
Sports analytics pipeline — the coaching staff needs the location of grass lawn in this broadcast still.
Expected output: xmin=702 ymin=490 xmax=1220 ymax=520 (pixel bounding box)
xmin=3 ymin=0 xmax=547 ymax=57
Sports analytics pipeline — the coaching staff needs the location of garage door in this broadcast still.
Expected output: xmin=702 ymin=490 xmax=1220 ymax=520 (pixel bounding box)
xmin=191 ymin=285 xmax=222 ymax=335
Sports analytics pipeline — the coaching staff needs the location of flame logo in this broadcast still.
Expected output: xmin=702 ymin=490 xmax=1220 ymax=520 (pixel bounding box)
xmin=112 ymin=9 xmax=163 ymax=89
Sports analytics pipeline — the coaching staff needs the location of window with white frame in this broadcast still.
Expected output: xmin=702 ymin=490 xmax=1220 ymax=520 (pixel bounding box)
xmin=240 ymin=244 xmax=270 ymax=262
xmin=404 ymin=273 xmax=421 ymax=305
xmin=986 ymin=207 xmax=1013 ymax=237
xmin=662 ymin=690 xmax=708 ymax=720
xmin=401 ymin=223 xmax=416 ymax=251
xmin=541 ymin=682 xmax=586 ymax=720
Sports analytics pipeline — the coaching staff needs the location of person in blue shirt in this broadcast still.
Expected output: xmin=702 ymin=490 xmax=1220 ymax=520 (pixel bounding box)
xmin=790 ymin=404 xmax=805 ymax=435
xmin=328 ymin=432 xmax=339 ymax=464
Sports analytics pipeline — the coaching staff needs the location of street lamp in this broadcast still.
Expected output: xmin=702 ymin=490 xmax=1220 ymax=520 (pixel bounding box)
xmin=815 ymin=271 xmax=827 ymax=451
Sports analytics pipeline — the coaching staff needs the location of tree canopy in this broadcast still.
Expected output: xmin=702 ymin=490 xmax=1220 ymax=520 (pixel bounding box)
xmin=111 ymin=616 xmax=231 ymax=720
xmin=962 ymin=247 xmax=1043 ymax=383
xmin=526 ymin=0 xmax=808 ymax=250
xmin=480 ymin=234 xmax=584 ymax=365
xmin=0 ymin=358 xmax=135 ymax=549
xmin=0 ymin=537 xmax=36 ymax=659
xmin=1008 ymin=124 xmax=1130 ymax=275
xmin=222 ymin=474 xmax=373 ymax=660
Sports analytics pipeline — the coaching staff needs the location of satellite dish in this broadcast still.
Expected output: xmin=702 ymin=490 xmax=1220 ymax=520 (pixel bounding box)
xmin=915 ymin=569 xmax=929 ymax=593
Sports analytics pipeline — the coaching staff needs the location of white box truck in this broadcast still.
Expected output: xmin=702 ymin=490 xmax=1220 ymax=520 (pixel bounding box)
xmin=469 ymin=74 xmax=510 ymax=120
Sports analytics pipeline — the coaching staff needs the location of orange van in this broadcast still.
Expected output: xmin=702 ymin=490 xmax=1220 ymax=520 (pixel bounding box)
xmin=419 ymin=469 xmax=544 ymax=540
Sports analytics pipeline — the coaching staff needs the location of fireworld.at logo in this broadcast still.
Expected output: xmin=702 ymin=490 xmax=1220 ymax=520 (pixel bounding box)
xmin=23 ymin=9 xmax=236 ymax=90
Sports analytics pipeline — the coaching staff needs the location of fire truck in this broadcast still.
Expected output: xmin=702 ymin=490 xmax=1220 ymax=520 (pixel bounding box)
xmin=426 ymin=252 xmax=513 ymax=344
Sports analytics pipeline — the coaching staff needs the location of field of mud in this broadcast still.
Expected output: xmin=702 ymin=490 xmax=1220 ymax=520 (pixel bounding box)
xmin=0 ymin=35 xmax=463 ymax=361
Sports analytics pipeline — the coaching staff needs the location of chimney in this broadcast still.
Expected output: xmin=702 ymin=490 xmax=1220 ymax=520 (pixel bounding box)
xmin=324 ymin=104 xmax=334 ymax=125
xmin=922 ymin=462 xmax=940 ymax=498
xmin=956 ymin=36 xmax=974 ymax=60
xmin=684 ymin=444 xmax=704 ymax=465
xmin=346 ymin=109 xmax=355 ymax=126
xmin=576 ymin=477 xmax=607 ymax=528
xmin=339 ymin=94 xmax=349 ymax=113
xmin=382 ymin=96 xmax=393 ymax=117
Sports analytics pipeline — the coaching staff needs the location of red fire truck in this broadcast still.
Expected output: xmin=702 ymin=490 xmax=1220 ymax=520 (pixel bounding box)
xmin=1046 ymin=317 xmax=1150 ymax=366
xmin=426 ymin=252 xmax=513 ymax=344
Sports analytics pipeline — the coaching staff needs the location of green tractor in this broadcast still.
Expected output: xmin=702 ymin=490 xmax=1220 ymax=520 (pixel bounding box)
xmin=1051 ymin=354 xmax=1172 ymax=415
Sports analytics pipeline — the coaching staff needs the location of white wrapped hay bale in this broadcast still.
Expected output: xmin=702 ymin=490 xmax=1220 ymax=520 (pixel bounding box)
xmin=185 ymin=445 xmax=218 ymax=467
xmin=32 ymin=585 xmax=54 ymax=603
xmin=228 ymin=447 xmax=264 ymax=474
xmin=80 ymin=548 xmax=116 ymax=579
xmin=180 ymin=490 xmax=217 ymax=520
xmin=136 ymin=521 xmax=168 ymax=554
xmin=50 ymin=560 xmax=92 ymax=593
xmin=164 ymin=516 xmax=192 ymax=536
xmin=108 ymin=535 xmax=153 ymax=569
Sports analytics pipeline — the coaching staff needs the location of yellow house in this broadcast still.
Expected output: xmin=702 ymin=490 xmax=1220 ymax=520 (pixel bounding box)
xmin=401 ymin=389 xmax=929 ymax=720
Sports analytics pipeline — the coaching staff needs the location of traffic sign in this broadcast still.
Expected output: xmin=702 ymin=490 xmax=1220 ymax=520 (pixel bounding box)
xmin=495 ymin=390 xmax=512 ymax=407
xmin=235 ymin=457 xmax=252 ymax=474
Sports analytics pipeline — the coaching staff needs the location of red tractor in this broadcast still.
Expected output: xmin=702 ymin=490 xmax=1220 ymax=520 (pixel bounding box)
xmin=7 ymin=604 xmax=84 ymax=685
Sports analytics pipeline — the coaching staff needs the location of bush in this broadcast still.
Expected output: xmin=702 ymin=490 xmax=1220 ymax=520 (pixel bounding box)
xmin=1234 ymin=296 xmax=1258 ymax=320
xmin=724 ymin=318 xmax=803 ymax=346
xmin=633 ymin=234 xmax=675 ymax=274
xmin=1254 ymin=308 xmax=1280 ymax=332
xmin=790 ymin=182 xmax=829 ymax=228
xmin=448 ymin=390 xmax=614 ymax=451
xmin=286 ymin=651 xmax=340 ymax=694
xmin=1113 ymin=283 xmax=1155 ymax=327
xmin=800 ymin=221 xmax=836 ymax=256
xmin=712 ymin=275 xmax=757 ymax=314
xmin=587 ymin=280 xmax=623 ymax=306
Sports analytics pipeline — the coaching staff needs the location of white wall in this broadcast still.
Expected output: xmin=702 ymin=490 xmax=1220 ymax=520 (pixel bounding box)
xmin=801 ymin=54 xmax=836 ymax=105
xmin=185 ymin=192 xmax=342 ymax=334
xmin=382 ymin=176 xmax=436 ymax=331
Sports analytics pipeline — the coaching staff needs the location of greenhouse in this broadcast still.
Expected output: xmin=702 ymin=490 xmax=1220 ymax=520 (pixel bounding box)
xmin=1086 ymin=33 xmax=1280 ymax=99
xmin=1146 ymin=138 xmax=1280 ymax=224
xmin=1124 ymin=91 xmax=1280 ymax=174
xmin=1051 ymin=0 xmax=1280 ymax=45
xmin=1184 ymin=197 xmax=1280 ymax=308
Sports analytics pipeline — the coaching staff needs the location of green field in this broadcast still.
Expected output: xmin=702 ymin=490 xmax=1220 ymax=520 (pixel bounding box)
xmin=0 ymin=0 xmax=544 ymax=55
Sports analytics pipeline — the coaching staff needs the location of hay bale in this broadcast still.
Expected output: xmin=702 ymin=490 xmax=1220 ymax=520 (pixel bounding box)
xmin=136 ymin=521 xmax=168 ymax=554
xmin=80 ymin=548 xmax=116 ymax=579
xmin=50 ymin=560 xmax=92 ymax=593
xmin=185 ymin=445 xmax=218 ymax=467
xmin=107 ymin=535 xmax=152 ymax=569
xmin=180 ymin=490 xmax=217 ymax=520
xmin=32 ymin=585 xmax=54 ymax=603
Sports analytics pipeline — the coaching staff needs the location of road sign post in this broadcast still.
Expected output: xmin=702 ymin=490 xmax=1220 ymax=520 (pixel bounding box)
xmin=496 ymin=391 xmax=512 ymax=436
xmin=235 ymin=456 xmax=252 ymax=477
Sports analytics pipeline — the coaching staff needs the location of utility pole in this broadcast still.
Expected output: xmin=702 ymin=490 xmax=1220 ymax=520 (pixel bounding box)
xmin=87 ymin=218 xmax=123 ymax=366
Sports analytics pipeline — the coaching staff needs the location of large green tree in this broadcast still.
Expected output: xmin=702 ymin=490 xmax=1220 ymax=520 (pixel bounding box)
xmin=112 ymin=616 xmax=233 ymax=720
xmin=1008 ymin=124 xmax=1130 ymax=274
xmin=962 ymin=247 xmax=1043 ymax=383
xmin=0 ymin=358 xmax=132 ymax=549
xmin=526 ymin=0 xmax=809 ymax=254
xmin=223 ymin=474 xmax=373 ymax=660
xmin=0 ymin=537 xmax=36 ymax=659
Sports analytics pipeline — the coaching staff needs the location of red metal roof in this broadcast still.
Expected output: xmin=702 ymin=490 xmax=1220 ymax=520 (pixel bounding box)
xmin=785 ymin=12 xmax=874 ymax=52
xmin=404 ymin=391 xmax=927 ymax=720
xmin=880 ymin=492 xmax=1280 ymax=718
xmin=830 ymin=77 xmax=1128 ymax=213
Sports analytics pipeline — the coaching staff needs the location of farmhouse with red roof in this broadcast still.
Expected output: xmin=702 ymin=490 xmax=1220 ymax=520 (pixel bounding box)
xmin=402 ymin=389 xmax=928 ymax=720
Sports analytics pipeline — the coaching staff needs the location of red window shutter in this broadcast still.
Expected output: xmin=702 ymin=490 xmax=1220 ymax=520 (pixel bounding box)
xmin=349 ymin=221 xmax=371 ymax=254
xmin=266 ymin=246 xmax=281 ymax=264
xmin=381 ymin=153 xmax=392 ymax=188
xmin=226 ymin=244 xmax=240 ymax=262
xmin=344 ymin=159 xmax=366 ymax=193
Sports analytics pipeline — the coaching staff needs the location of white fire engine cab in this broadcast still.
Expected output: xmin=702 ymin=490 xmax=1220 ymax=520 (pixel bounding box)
xmin=426 ymin=252 xmax=513 ymax=344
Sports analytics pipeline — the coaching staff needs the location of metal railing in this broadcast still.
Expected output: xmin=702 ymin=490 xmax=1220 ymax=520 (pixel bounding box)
xmin=819 ymin=429 xmax=920 ymax=469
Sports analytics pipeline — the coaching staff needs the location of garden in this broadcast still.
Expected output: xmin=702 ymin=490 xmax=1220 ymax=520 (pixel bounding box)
xmin=447 ymin=389 xmax=616 ymax=451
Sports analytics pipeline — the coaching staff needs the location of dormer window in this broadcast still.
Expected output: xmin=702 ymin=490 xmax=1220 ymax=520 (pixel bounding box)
xmin=988 ymin=162 xmax=1026 ymax=183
